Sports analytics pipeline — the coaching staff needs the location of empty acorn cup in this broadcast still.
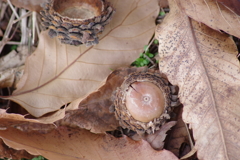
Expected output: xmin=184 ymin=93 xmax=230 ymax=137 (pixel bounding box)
xmin=40 ymin=0 xmax=115 ymax=46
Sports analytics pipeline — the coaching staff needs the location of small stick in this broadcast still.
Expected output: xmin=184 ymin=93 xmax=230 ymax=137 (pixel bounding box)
xmin=7 ymin=0 xmax=19 ymax=19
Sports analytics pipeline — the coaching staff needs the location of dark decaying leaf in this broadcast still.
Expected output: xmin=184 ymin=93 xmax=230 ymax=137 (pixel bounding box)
xmin=164 ymin=107 xmax=194 ymax=159
xmin=0 ymin=119 xmax=179 ymax=160
xmin=216 ymin=0 xmax=240 ymax=15
xmin=144 ymin=121 xmax=177 ymax=150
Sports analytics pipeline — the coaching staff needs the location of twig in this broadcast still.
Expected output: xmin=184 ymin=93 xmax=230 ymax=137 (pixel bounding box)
xmin=32 ymin=11 xmax=37 ymax=45
xmin=0 ymin=12 xmax=16 ymax=53
xmin=13 ymin=10 xmax=32 ymax=24
xmin=184 ymin=122 xmax=194 ymax=148
xmin=7 ymin=0 xmax=19 ymax=19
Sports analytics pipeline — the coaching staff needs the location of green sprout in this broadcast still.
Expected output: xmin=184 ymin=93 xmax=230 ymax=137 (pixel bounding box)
xmin=132 ymin=43 xmax=158 ymax=67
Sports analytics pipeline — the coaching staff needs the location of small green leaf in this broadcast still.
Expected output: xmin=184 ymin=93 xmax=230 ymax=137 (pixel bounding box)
xmin=159 ymin=11 xmax=165 ymax=16
xmin=143 ymin=45 xmax=149 ymax=53
xmin=10 ymin=45 xmax=18 ymax=51
xmin=154 ymin=39 xmax=159 ymax=44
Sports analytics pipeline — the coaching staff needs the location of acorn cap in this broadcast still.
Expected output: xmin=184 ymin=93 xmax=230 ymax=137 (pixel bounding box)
xmin=40 ymin=0 xmax=115 ymax=46
xmin=114 ymin=71 xmax=175 ymax=135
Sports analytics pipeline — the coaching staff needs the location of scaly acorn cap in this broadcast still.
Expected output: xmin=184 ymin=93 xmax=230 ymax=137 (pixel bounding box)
xmin=40 ymin=0 xmax=115 ymax=46
xmin=114 ymin=70 xmax=179 ymax=135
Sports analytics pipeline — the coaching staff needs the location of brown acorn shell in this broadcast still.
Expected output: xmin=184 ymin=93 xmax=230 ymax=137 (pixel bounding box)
xmin=114 ymin=70 xmax=173 ymax=135
xmin=40 ymin=0 xmax=115 ymax=46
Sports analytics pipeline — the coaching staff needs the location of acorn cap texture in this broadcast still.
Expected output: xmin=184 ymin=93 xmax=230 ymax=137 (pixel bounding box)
xmin=40 ymin=0 xmax=115 ymax=46
xmin=114 ymin=71 xmax=174 ymax=135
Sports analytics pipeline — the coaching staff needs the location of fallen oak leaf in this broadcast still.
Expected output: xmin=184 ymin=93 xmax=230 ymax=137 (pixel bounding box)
xmin=177 ymin=0 xmax=240 ymax=38
xmin=6 ymin=0 xmax=159 ymax=118
xmin=156 ymin=0 xmax=240 ymax=159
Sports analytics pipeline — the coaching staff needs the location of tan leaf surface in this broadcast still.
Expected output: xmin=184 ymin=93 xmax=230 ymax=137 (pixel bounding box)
xmin=177 ymin=0 xmax=240 ymax=38
xmin=8 ymin=0 xmax=159 ymax=118
xmin=0 ymin=122 xmax=179 ymax=160
xmin=155 ymin=0 xmax=240 ymax=159
xmin=57 ymin=67 xmax=145 ymax=133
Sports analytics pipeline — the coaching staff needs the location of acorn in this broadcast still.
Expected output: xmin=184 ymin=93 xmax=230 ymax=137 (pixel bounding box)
xmin=113 ymin=70 xmax=180 ymax=135
xmin=40 ymin=0 xmax=115 ymax=46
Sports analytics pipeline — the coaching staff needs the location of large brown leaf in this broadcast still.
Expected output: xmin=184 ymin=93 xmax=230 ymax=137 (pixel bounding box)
xmin=178 ymin=0 xmax=240 ymax=38
xmin=0 ymin=121 xmax=179 ymax=160
xmin=7 ymin=0 xmax=159 ymax=118
xmin=155 ymin=0 xmax=240 ymax=159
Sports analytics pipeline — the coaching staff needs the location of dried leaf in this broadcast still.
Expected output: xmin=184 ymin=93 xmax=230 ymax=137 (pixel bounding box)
xmin=7 ymin=0 xmax=159 ymax=118
xmin=165 ymin=107 xmax=193 ymax=158
xmin=0 ymin=66 xmax=24 ymax=88
xmin=0 ymin=122 xmax=179 ymax=160
xmin=0 ymin=46 xmax=30 ymax=72
xmin=57 ymin=67 xmax=146 ymax=133
xmin=178 ymin=0 xmax=240 ymax=38
xmin=156 ymin=0 xmax=240 ymax=159
xmin=144 ymin=121 xmax=177 ymax=150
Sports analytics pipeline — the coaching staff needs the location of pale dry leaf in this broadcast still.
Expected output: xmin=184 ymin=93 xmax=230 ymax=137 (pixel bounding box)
xmin=7 ymin=0 xmax=159 ymax=118
xmin=177 ymin=0 xmax=240 ymax=38
xmin=0 ymin=46 xmax=31 ymax=72
xmin=0 ymin=122 xmax=179 ymax=160
xmin=57 ymin=67 xmax=146 ymax=133
xmin=0 ymin=66 xmax=24 ymax=88
xmin=155 ymin=0 xmax=240 ymax=159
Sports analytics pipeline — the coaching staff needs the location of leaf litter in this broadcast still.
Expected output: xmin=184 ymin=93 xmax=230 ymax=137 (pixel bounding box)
xmin=1 ymin=0 xmax=240 ymax=159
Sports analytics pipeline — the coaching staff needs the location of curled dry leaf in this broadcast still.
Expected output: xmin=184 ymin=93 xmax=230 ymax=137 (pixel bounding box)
xmin=7 ymin=0 xmax=159 ymax=118
xmin=165 ymin=107 xmax=193 ymax=158
xmin=0 ymin=66 xmax=24 ymax=88
xmin=0 ymin=46 xmax=30 ymax=72
xmin=144 ymin=121 xmax=177 ymax=150
xmin=0 ymin=121 xmax=179 ymax=160
xmin=177 ymin=0 xmax=240 ymax=38
xmin=156 ymin=0 xmax=240 ymax=159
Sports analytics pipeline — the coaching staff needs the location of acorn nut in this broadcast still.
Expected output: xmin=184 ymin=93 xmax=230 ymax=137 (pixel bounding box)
xmin=40 ymin=0 xmax=115 ymax=46
xmin=113 ymin=70 xmax=180 ymax=135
